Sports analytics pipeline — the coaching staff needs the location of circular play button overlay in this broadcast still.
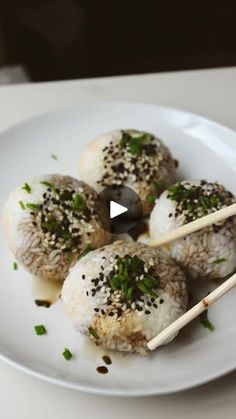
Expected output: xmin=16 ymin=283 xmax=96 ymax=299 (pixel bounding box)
xmin=94 ymin=185 xmax=143 ymax=235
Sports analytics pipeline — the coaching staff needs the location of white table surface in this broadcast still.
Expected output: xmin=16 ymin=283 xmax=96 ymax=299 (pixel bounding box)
xmin=1 ymin=67 xmax=236 ymax=418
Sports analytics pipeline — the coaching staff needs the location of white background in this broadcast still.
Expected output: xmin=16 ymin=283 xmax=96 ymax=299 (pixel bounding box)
xmin=0 ymin=68 xmax=236 ymax=418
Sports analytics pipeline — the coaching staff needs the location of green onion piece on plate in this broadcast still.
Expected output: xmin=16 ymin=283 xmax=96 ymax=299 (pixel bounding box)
xmin=34 ymin=325 xmax=47 ymax=335
xmin=62 ymin=347 xmax=73 ymax=361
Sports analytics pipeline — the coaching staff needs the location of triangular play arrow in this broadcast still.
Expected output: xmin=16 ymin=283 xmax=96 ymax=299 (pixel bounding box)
xmin=110 ymin=200 xmax=128 ymax=219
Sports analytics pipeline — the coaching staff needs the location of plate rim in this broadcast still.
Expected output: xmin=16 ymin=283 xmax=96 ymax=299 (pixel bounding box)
xmin=1 ymin=100 xmax=236 ymax=396
xmin=0 ymin=349 xmax=235 ymax=397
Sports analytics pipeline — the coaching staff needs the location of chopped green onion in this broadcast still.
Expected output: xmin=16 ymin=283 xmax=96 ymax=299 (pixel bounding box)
xmin=40 ymin=181 xmax=56 ymax=192
xmin=22 ymin=183 xmax=32 ymax=193
xmin=34 ymin=325 xmax=47 ymax=335
xmin=51 ymin=154 xmax=58 ymax=160
xmin=13 ymin=262 xmax=18 ymax=270
xmin=127 ymin=287 xmax=133 ymax=299
xmin=146 ymin=194 xmax=156 ymax=204
xmin=143 ymin=276 xmax=159 ymax=288
xmin=213 ymin=257 xmax=228 ymax=264
xmin=136 ymin=280 xmax=158 ymax=298
xmin=120 ymin=131 xmax=151 ymax=155
xmin=62 ymin=347 xmax=73 ymax=361
xmin=109 ymin=255 xmax=159 ymax=301
xmin=19 ymin=200 xmax=25 ymax=210
xmin=41 ymin=217 xmax=61 ymax=233
xmin=110 ymin=275 xmax=122 ymax=291
xmin=167 ymin=183 xmax=222 ymax=218
xmin=126 ymin=254 xmax=143 ymax=271
xmin=200 ymin=310 xmax=215 ymax=332
xmin=88 ymin=327 xmax=99 ymax=339
xmin=25 ymin=203 xmax=40 ymax=211
xmin=73 ymin=194 xmax=86 ymax=212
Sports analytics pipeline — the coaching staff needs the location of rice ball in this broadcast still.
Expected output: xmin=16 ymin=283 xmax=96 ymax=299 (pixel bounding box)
xmin=3 ymin=174 xmax=110 ymax=282
xmin=62 ymin=241 xmax=188 ymax=354
xmin=150 ymin=179 xmax=236 ymax=280
xmin=78 ymin=129 xmax=178 ymax=216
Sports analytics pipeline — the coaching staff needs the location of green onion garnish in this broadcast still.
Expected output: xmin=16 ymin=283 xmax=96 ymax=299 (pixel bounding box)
xmin=19 ymin=200 xmax=25 ymax=210
xmin=13 ymin=262 xmax=18 ymax=270
xmin=25 ymin=203 xmax=40 ymax=211
xmin=167 ymin=183 xmax=221 ymax=218
xmin=136 ymin=280 xmax=158 ymax=298
xmin=109 ymin=255 xmax=159 ymax=301
xmin=146 ymin=194 xmax=156 ymax=204
xmin=200 ymin=310 xmax=215 ymax=332
xmin=22 ymin=183 xmax=32 ymax=193
xmin=88 ymin=327 xmax=99 ymax=339
xmin=73 ymin=194 xmax=86 ymax=212
xmin=34 ymin=325 xmax=47 ymax=335
xmin=120 ymin=131 xmax=151 ymax=155
xmin=40 ymin=181 xmax=56 ymax=192
xmin=51 ymin=154 xmax=58 ymax=160
xmin=41 ymin=216 xmax=61 ymax=234
xmin=62 ymin=347 xmax=73 ymax=361
xmin=213 ymin=257 xmax=228 ymax=264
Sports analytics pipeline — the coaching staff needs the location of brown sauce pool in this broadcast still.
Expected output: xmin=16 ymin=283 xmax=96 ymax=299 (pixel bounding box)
xmin=32 ymin=275 xmax=62 ymax=307
xmin=102 ymin=355 xmax=112 ymax=365
xmin=96 ymin=366 xmax=109 ymax=374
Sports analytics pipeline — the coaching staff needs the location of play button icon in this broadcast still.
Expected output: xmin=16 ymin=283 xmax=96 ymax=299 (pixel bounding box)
xmin=94 ymin=185 xmax=143 ymax=235
xmin=110 ymin=201 xmax=128 ymax=219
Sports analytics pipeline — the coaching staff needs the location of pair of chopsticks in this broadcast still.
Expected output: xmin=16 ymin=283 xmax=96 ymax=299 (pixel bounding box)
xmin=147 ymin=203 xmax=236 ymax=351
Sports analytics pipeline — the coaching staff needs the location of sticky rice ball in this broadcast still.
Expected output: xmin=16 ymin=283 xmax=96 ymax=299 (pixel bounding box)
xmin=62 ymin=241 xmax=188 ymax=354
xmin=150 ymin=179 xmax=236 ymax=280
xmin=78 ymin=129 xmax=178 ymax=216
xmin=3 ymin=174 xmax=110 ymax=282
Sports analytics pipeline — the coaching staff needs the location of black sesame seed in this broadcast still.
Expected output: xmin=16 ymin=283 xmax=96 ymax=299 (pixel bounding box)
xmin=160 ymin=298 xmax=164 ymax=304
xmin=94 ymin=308 xmax=99 ymax=312
xmin=82 ymin=274 xmax=85 ymax=280
xmin=108 ymin=312 xmax=114 ymax=316
xmin=117 ymin=308 xmax=123 ymax=317
xmin=145 ymin=310 xmax=151 ymax=315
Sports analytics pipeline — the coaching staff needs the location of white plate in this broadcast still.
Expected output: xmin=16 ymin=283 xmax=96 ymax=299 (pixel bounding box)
xmin=1 ymin=102 xmax=236 ymax=397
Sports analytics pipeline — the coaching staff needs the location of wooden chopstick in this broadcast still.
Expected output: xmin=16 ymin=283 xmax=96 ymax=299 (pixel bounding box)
xmin=147 ymin=273 xmax=236 ymax=351
xmin=149 ymin=203 xmax=236 ymax=248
